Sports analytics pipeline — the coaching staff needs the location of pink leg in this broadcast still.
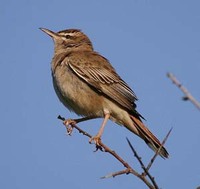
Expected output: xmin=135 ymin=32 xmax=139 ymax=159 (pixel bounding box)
xmin=89 ymin=113 xmax=110 ymax=145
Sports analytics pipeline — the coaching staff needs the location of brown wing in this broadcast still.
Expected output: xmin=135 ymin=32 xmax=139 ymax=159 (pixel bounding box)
xmin=66 ymin=51 xmax=138 ymax=112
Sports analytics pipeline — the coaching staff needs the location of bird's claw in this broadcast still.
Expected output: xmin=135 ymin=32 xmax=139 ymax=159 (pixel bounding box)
xmin=89 ymin=135 xmax=101 ymax=145
xmin=63 ymin=119 xmax=76 ymax=135
xmin=89 ymin=136 xmax=103 ymax=151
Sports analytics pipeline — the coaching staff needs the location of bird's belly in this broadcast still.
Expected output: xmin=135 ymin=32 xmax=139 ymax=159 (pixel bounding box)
xmin=52 ymin=65 xmax=104 ymax=117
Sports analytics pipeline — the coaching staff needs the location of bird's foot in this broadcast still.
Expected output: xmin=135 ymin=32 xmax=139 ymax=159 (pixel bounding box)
xmin=63 ymin=119 xmax=76 ymax=135
xmin=89 ymin=135 xmax=103 ymax=151
xmin=89 ymin=135 xmax=101 ymax=145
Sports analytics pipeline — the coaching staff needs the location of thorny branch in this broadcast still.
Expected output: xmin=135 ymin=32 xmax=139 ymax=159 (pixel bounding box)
xmin=58 ymin=115 xmax=171 ymax=189
xmin=146 ymin=128 xmax=172 ymax=173
xmin=167 ymin=72 xmax=200 ymax=110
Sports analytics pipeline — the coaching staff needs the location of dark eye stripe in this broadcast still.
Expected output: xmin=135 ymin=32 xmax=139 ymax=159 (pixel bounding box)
xmin=59 ymin=33 xmax=76 ymax=39
xmin=65 ymin=35 xmax=71 ymax=39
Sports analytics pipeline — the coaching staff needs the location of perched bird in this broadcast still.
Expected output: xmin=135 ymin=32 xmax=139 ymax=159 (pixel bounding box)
xmin=40 ymin=28 xmax=169 ymax=158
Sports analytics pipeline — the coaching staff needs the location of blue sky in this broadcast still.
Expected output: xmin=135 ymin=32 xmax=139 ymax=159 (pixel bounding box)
xmin=1 ymin=0 xmax=200 ymax=188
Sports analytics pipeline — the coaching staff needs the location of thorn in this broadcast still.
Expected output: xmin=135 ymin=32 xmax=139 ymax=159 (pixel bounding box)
xmin=57 ymin=115 xmax=65 ymax=121
xmin=182 ymin=96 xmax=189 ymax=101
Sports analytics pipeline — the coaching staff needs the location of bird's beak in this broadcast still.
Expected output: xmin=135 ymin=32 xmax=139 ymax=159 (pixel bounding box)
xmin=39 ymin=28 xmax=58 ymax=39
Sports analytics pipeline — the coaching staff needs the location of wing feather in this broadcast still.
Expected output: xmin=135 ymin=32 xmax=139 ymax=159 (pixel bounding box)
xmin=66 ymin=51 xmax=138 ymax=112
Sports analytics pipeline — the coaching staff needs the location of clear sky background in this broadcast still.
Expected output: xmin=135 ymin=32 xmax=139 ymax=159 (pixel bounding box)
xmin=1 ymin=0 xmax=200 ymax=188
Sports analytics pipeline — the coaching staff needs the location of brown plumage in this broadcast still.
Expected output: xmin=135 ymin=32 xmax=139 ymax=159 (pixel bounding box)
xmin=40 ymin=28 xmax=169 ymax=158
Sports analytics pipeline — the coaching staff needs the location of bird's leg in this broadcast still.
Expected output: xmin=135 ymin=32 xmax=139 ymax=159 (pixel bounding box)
xmin=63 ymin=116 xmax=98 ymax=135
xmin=89 ymin=112 xmax=110 ymax=146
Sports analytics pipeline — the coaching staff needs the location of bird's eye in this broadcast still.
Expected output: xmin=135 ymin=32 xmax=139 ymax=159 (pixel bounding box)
xmin=65 ymin=35 xmax=71 ymax=39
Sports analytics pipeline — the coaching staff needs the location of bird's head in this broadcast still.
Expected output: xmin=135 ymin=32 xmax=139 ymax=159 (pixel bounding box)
xmin=40 ymin=28 xmax=93 ymax=53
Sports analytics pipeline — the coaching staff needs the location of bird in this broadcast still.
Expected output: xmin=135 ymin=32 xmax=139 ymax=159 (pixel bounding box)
xmin=40 ymin=27 xmax=169 ymax=158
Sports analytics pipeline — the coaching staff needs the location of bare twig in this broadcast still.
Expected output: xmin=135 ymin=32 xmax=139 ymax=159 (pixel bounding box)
xmin=126 ymin=138 xmax=159 ymax=189
xmin=101 ymin=169 xmax=131 ymax=179
xmin=167 ymin=72 xmax=200 ymax=110
xmin=146 ymin=128 xmax=172 ymax=172
xmin=58 ymin=115 xmax=170 ymax=189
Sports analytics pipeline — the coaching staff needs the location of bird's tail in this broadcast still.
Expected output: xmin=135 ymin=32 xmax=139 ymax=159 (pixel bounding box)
xmin=129 ymin=115 xmax=169 ymax=158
